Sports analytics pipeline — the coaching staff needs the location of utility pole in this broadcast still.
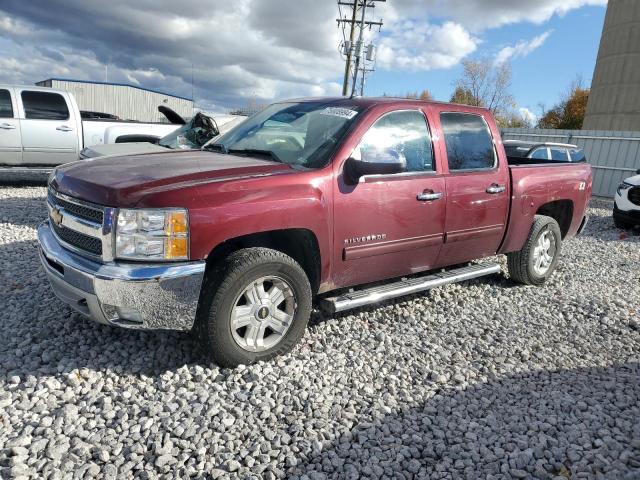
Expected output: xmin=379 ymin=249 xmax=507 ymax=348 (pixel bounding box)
xmin=337 ymin=0 xmax=384 ymax=97
xmin=340 ymin=2 xmax=358 ymax=96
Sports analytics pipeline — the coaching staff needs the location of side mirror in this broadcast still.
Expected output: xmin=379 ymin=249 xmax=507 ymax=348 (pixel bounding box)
xmin=345 ymin=148 xmax=406 ymax=182
xmin=636 ymin=168 xmax=640 ymax=175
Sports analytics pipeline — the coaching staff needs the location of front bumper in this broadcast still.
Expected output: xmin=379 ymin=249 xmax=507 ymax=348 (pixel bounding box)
xmin=613 ymin=203 xmax=640 ymax=225
xmin=38 ymin=221 xmax=206 ymax=330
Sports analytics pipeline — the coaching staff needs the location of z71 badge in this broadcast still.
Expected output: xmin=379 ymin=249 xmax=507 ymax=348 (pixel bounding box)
xmin=344 ymin=234 xmax=387 ymax=245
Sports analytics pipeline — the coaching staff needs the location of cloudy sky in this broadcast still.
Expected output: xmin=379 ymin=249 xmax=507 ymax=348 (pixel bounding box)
xmin=0 ymin=0 xmax=607 ymax=117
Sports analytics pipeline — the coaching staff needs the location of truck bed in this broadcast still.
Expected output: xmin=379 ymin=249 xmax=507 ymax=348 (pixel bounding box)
xmin=507 ymin=155 xmax=586 ymax=166
xmin=499 ymin=161 xmax=592 ymax=254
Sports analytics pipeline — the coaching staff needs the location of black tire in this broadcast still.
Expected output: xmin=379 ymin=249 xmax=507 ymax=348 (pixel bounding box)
xmin=507 ymin=215 xmax=562 ymax=286
xmin=196 ymin=248 xmax=312 ymax=367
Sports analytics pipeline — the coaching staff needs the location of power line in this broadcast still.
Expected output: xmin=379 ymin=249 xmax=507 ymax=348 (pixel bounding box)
xmin=336 ymin=0 xmax=384 ymax=97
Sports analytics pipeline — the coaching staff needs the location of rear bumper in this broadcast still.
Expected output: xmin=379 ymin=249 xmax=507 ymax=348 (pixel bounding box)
xmin=38 ymin=221 xmax=206 ymax=331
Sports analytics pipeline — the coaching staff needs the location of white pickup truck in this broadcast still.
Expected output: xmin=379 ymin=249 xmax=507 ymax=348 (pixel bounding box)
xmin=0 ymin=84 xmax=180 ymax=171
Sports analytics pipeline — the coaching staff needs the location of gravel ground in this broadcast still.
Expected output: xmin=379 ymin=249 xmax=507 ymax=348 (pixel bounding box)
xmin=1 ymin=187 xmax=639 ymax=480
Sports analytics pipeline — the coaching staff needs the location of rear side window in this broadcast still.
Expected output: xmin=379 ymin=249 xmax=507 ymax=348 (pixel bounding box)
xmin=550 ymin=148 xmax=569 ymax=161
xmin=569 ymin=149 xmax=586 ymax=162
xmin=440 ymin=112 xmax=496 ymax=170
xmin=0 ymin=89 xmax=13 ymax=118
xmin=357 ymin=110 xmax=435 ymax=172
xmin=21 ymin=91 xmax=69 ymax=120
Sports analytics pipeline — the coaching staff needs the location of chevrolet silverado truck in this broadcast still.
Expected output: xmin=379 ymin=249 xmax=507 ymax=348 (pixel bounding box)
xmin=38 ymin=97 xmax=592 ymax=367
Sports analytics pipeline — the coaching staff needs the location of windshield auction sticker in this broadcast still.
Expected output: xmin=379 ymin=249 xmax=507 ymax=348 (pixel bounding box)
xmin=320 ymin=107 xmax=358 ymax=119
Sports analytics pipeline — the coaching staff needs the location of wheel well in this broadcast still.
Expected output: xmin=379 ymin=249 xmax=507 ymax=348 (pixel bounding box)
xmin=206 ymin=229 xmax=321 ymax=293
xmin=536 ymin=200 xmax=573 ymax=238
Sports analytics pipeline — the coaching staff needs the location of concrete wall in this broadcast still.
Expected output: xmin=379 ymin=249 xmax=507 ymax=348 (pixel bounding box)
xmin=502 ymin=128 xmax=640 ymax=197
xmin=37 ymin=79 xmax=193 ymax=123
xmin=583 ymin=0 xmax=640 ymax=131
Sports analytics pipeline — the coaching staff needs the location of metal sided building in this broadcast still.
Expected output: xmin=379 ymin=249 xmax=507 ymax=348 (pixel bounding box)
xmin=35 ymin=78 xmax=193 ymax=123
xmin=583 ymin=0 xmax=640 ymax=131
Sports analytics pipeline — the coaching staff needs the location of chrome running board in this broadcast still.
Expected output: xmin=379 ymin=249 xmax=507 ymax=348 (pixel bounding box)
xmin=321 ymin=263 xmax=502 ymax=314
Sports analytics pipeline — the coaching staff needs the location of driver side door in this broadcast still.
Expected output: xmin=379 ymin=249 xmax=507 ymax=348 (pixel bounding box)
xmin=332 ymin=108 xmax=446 ymax=288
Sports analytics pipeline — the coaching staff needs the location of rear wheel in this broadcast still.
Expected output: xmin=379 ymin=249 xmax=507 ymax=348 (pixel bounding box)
xmin=507 ymin=215 xmax=562 ymax=286
xmin=196 ymin=248 xmax=312 ymax=367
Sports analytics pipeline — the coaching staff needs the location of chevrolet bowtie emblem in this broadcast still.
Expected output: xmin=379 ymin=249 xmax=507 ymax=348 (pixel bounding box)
xmin=50 ymin=207 xmax=63 ymax=227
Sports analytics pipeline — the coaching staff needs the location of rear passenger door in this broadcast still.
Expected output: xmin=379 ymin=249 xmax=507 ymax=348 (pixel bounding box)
xmin=436 ymin=111 xmax=510 ymax=266
xmin=18 ymin=89 xmax=79 ymax=165
xmin=0 ymin=88 xmax=22 ymax=165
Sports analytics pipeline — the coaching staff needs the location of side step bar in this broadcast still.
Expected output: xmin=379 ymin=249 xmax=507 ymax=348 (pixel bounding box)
xmin=321 ymin=263 xmax=501 ymax=314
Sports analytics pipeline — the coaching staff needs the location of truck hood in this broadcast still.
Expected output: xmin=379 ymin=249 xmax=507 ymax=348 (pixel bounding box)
xmin=51 ymin=150 xmax=292 ymax=206
xmin=81 ymin=142 xmax=168 ymax=159
xmin=623 ymin=173 xmax=640 ymax=186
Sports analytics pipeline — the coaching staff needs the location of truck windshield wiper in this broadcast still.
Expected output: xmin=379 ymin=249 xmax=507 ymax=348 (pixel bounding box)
xmin=227 ymin=148 xmax=284 ymax=164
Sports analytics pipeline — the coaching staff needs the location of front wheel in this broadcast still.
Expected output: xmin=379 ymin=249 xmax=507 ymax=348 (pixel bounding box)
xmin=196 ymin=248 xmax=312 ymax=367
xmin=507 ymin=215 xmax=562 ymax=286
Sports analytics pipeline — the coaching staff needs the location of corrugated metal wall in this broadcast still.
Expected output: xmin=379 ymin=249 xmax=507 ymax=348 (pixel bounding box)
xmin=502 ymin=128 xmax=640 ymax=197
xmin=48 ymin=80 xmax=193 ymax=123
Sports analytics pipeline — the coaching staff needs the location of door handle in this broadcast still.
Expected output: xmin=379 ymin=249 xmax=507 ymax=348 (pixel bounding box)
xmin=417 ymin=191 xmax=443 ymax=202
xmin=486 ymin=184 xmax=506 ymax=194
xmin=0 ymin=123 xmax=16 ymax=130
xmin=56 ymin=125 xmax=74 ymax=132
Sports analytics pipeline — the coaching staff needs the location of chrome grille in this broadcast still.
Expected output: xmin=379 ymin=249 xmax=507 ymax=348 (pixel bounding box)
xmin=629 ymin=187 xmax=640 ymax=206
xmin=51 ymin=220 xmax=103 ymax=255
xmin=48 ymin=190 xmax=103 ymax=224
xmin=47 ymin=187 xmax=106 ymax=259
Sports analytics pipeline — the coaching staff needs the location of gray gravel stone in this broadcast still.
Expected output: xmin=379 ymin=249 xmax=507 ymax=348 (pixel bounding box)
xmin=0 ymin=190 xmax=639 ymax=479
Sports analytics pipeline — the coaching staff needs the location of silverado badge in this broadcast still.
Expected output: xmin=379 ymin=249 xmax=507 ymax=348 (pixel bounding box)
xmin=344 ymin=233 xmax=387 ymax=245
xmin=50 ymin=207 xmax=63 ymax=227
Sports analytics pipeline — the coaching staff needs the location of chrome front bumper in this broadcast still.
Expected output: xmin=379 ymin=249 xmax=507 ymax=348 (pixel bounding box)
xmin=38 ymin=221 xmax=206 ymax=331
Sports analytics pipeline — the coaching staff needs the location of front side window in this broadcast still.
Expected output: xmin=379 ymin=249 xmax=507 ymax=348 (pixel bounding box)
xmin=530 ymin=147 xmax=550 ymax=160
xmin=21 ymin=91 xmax=69 ymax=120
xmin=212 ymin=102 xmax=362 ymax=168
xmin=0 ymin=89 xmax=13 ymax=118
xmin=440 ymin=112 xmax=496 ymax=170
xmin=354 ymin=110 xmax=434 ymax=172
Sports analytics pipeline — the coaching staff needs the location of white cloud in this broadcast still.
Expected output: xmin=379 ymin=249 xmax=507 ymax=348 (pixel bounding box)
xmin=380 ymin=0 xmax=607 ymax=30
xmin=494 ymin=31 xmax=552 ymax=66
xmin=518 ymin=107 xmax=539 ymax=126
xmin=377 ymin=21 xmax=478 ymax=71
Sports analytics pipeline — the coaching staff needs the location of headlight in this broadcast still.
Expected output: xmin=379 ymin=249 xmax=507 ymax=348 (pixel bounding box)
xmin=617 ymin=182 xmax=633 ymax=196
xmin=47 ymin=168 xmax=56 ymax=185
xmin=115 ymin=208 xmax=189 ymax=261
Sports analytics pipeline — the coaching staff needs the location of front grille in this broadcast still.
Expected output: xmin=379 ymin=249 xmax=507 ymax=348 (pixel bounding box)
xmin=48 ymin=190 xmax=103 ymax=224
xmin=629 ymin=187 xmax=640 ymax=206
xmin=51 ymin=220 xmax=103 ymax=256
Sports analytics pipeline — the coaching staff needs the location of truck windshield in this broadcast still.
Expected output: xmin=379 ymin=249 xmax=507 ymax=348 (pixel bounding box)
xmin=209 ymin=102 xmax=361 ymax=168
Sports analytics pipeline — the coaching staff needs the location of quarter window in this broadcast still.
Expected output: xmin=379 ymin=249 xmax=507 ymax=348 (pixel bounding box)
xmin=440 ymin=112 xmax=496 ymax=170
xmin=569 ymin=149 xmax=586 ymax=162
xmin=21 ymin=91 xmax=69 ymax=120
xmin=0 ymin=89 xmax=13 ymax=118
xmin=355 ymin=110 xmax=435 ymax=172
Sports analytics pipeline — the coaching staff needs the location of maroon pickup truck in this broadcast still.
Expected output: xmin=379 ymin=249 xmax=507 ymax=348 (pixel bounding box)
xmin=39 ymin=97 xmax=592 ymax=367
